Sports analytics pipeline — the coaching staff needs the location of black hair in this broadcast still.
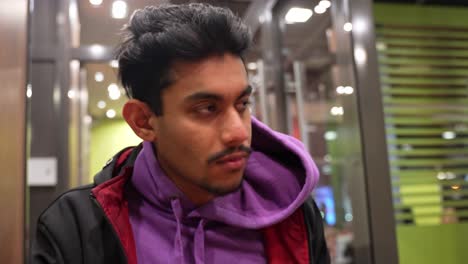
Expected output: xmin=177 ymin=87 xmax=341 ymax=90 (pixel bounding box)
xmin=116 ymin=3 xmax=252 ymax=115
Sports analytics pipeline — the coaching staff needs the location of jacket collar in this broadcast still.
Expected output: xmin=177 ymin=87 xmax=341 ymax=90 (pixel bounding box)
xmin=93 ymin=144 xmax=142 ymax=186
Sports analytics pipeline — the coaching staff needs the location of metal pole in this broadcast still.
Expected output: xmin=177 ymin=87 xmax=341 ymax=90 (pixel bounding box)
xmin=348 ymin=0 xmax=399 ymax=262
xmin=293 ymin=61 xmax=310 ymax=152
xmin=256 ymin=60 xmax=270 ymax=126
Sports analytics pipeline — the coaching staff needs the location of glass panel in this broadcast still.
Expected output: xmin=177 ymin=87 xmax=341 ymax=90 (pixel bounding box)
xmin=374 ymin=2 xmax=468 ymax=264
xmin=82 ymin=62 xmax=141 ymax=183
xmin=276 ymin=1 xmax=366 ymax=263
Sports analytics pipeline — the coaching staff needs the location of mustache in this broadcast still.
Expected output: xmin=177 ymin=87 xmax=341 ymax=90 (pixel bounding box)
xmin=207 ymin=145 xmax=252 ymax=164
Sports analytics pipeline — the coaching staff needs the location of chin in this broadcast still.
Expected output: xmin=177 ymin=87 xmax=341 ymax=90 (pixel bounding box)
xmin=207 ymin=176 xmax=244 ymax=196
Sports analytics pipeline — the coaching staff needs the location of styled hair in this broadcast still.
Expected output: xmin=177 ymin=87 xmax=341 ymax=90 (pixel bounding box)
xmin=116 ymin=3 xmax=252 ymax=115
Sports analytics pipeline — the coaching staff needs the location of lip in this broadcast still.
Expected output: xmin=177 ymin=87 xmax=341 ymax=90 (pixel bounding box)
xmin=215 ymin=152 xmax=249 ymax=170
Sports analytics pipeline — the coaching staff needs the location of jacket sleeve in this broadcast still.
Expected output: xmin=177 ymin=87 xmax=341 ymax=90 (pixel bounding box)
xmin=303 ymin=197 xmax=331 ymax=264
xmin=30 ymin=221 xmax=65 ymax=264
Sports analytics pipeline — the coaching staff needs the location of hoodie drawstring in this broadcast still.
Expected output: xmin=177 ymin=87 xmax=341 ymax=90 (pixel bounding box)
xmin=171 ymin=199 xmax=206 ymax=264
xmin=171 ymin=199 xmax=185 ymax=264
xmin=194 ymin=219 xmax=206 ymax=264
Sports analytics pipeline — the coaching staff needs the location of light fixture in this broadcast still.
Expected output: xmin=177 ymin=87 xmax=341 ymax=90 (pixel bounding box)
xmin=90 ymin=44 xmax=105 ymax=56
xmin=89 ymin=0 xmax=103 ymax=6
xmin=330 ymin=106 xmax=344 ymax=116
xmin=354 ymin=46 xmax=367 ymax=65
xmin=314 ymin=5 xmax=326 ymax=14
xmin=337 ymin=86 xmax=354 ymax=95
xmin=247 ymin=62 xmax=257 ymax=70
xmin=437 ymin=172 xmax=447 ymax=180
xmin=110 ymin=60 xmax=119 ymax=68
xmin=344 ymin=86 xmax=354 ymax=94
xmin=106 ymin=109 xmax=116 ymax=119
xmin=451 ymin=185 xmax=461 ymax=191
xmin=446 ymin=172 xmax=456 ymax=180
xmin=324 ymin=131 xmax=337 ymax=141
xmin=112 ymin=0 xmax=128 ymax=19
xmin=97 ymin=100 xmax=107 ymax=109
xmin=442 ymin=131 xmax=456 ymax=140
xmin=285 ymin=7 xmax=313 ymax=24
xmin=94 ymin=72 xmax=104 ymax=82
xmin=108 ymin=83 xmax=121 ymax=100
xmin=26 ymin=84 xmax=32 ymax=98
xmin=336 ymin=86 xmax=345 ymax=94
xmin=319 ymin=0 xmax=331 ymax=9
xmin=344 ymin=22 xmax=353 ymax=32
xmin=67 ymin=90 xmax=75 ymax=99
xmin=376 ymin=42 xmax=387 ymax=51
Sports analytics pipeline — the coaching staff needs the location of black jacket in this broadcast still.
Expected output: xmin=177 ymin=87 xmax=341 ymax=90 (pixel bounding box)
xmin=31 ymin=146 xmax=330 ymax=264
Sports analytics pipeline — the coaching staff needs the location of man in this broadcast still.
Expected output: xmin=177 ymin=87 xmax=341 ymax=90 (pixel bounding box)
xmin=31 ymin=3 xmax=329 ymax=264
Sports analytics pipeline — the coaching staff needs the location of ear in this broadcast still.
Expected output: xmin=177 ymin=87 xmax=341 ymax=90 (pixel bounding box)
xmin=122 ymin=99 xmax=158 ymax=142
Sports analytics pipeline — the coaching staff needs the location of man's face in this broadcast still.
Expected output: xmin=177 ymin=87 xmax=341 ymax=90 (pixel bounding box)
xmin=149 ymin=53 xmax=252 ymax=205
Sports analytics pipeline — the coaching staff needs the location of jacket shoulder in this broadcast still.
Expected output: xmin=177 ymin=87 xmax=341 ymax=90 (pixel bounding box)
xmin=303 ymin=197 xmax=331 ymax=264
xmin=32 ymin=184 xmax=126 ymax=264
xmin=37 ymin=185 xmax=94 ymax=226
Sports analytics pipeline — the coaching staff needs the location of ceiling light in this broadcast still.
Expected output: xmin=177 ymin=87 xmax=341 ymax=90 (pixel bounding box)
xmin=344 ymin=22 xmax=353 ymax=32
xmin=285 ymin=7 xmax=313 ymax=24
xmin=108 ymin=83 xmax=121 ymax=100
xmin=89 ymin=0 xmax=103 ymax=6
xmin=319 ymin=0 xmax=331 ymax=9
xmin=97 ymin=100 xmax=107 ymax=109
xmin=90 ymin=44 xmax=105 ymax=56
xmin=94 ymin=72 xmax=104 ymax=82
xmin=330 ymin=106 xmax=344 ymax=116
xmin=247 ymin=62 xmax=257 ymax=70
xmin=336 ymin=86 xmax=345 ymax=94
xmin=314 ymin=5 xmax=326 ymax=14
xmin=344 ymin=86 xmax=354 ymax=95
xmin=112 ymin=0 xmax=128 ymax=19
xmin=110 ymin=60 xmax=119 ymax=68
xmin=106 ymin=109 xmax=116 ymax=119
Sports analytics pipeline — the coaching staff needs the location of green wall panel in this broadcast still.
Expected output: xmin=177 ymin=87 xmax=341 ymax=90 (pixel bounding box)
xmin=397 ymin=223 xmax=468 ymax=264
xmin=89 ymin=119 xmax=142 ymax=182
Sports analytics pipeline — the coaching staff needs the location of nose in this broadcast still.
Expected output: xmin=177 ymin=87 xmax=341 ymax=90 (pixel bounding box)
xmin=221 ymin=109 xmax=249 ymax=146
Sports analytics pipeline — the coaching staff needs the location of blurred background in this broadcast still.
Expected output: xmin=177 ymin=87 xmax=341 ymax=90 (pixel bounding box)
xmin=3 ymin=0 xmax=468 ymax=263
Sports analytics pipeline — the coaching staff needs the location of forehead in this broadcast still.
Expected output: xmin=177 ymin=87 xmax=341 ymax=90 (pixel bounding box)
xmin=168 ymin=53 xmax=248 ymax=95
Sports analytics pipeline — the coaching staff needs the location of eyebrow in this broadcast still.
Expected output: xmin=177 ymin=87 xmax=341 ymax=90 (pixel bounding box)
xmin=184 ymin=85 xmax=253 ymax=103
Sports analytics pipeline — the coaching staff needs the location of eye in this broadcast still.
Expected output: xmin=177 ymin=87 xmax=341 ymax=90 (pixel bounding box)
xmin=195 ymin=103 xmax=218 ymax=115
xmin=236 ymin=98 xmax=251 ymax=112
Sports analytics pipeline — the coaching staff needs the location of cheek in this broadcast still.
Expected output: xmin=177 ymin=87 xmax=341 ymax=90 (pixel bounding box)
xmin=245 ymin=119 xmax=252 ymax=145
xmin=158 ymin=120 xmax=214 ymax=163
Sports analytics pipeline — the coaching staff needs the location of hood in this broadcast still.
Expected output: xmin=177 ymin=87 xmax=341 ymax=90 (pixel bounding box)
xmin=129 ymin=116 xmax=320 ymax=229
xmin=197 ymin=116 xmax=320 ymax=228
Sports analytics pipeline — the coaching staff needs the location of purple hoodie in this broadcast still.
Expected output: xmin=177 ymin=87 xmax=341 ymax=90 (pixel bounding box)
xmin=127 ymin=117 xmax=320 ymax=264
